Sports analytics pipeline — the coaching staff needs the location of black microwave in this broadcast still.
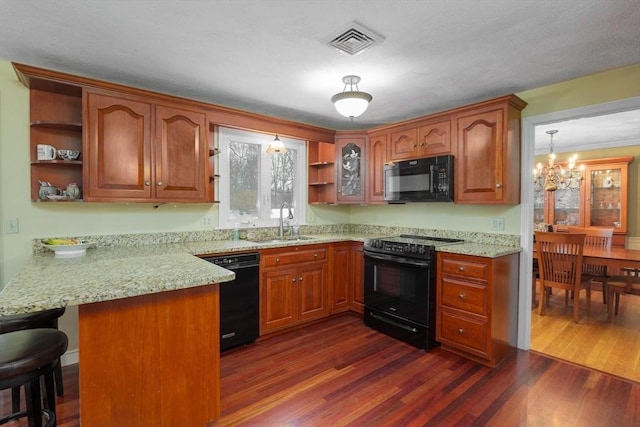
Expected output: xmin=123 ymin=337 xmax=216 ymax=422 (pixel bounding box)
xmin=383 ymin=155 xmax=454 ymax=203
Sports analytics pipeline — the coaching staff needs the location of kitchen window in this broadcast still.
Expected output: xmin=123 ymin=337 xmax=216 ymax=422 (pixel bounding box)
xmin=217 ymin=127 xmax=306 ymax=229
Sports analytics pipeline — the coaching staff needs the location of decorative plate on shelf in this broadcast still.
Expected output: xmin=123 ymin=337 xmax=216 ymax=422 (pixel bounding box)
xmin=41 ymin=239 xmax=95 ymax=258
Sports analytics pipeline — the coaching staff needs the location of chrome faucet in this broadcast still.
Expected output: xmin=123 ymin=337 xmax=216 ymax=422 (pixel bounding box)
xmin=279 ymin=202 xmax=294 ymax=237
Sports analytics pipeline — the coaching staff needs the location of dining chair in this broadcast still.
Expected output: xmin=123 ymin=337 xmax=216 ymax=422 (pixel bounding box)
xmin=567 ymin=226 xmax=613 ymax=304
xmin=606 ymin=267 xmax=640 ymax=321
xmin=535 ymin=231 xmax=592 ymax=323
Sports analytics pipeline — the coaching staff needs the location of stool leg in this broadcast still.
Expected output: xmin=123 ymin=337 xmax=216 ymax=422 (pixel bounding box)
xmin=11 ymin=386 xmax=21 ymax=413
xmin=25 ymin=378 xmax=43 ymax=427
xmin=43 ymin=370 xmax=57 ymax=423
xmin=54 ymin=359 xmax=64 ymax=397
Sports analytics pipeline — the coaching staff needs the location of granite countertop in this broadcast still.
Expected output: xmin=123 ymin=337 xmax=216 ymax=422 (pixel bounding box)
xmin=0 ymin=231 xmax=521 ymax=315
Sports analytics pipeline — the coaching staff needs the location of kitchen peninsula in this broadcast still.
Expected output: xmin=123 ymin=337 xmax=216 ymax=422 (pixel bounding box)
xmin=0 ymin=228 xmax=520 ymax=426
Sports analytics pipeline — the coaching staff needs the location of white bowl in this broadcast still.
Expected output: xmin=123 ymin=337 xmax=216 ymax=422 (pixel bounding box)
xmin=41 ymin=240 xmax=95 ymax=258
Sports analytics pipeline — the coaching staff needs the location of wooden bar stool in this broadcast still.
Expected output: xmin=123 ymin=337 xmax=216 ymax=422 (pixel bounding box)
xmin=0 ymin=328 xmax=68 ymax=427
xmin=0 ymin=308 xmax=66 ymax=413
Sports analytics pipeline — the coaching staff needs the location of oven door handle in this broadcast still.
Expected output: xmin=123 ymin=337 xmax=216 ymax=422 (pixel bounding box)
xmin=364 ymin=251 xmax=431 ymax=268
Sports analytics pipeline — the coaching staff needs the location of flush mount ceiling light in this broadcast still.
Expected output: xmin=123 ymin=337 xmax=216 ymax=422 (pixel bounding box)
xmin=331 ymin=75 xmax=373 ymax=121
xmin=266 ymin=134 xmax=287 ymax=154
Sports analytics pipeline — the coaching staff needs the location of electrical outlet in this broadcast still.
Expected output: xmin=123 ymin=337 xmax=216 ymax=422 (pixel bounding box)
xmin=5 ymin=218 xmax=19 ymax=234
xmin=201 ymin=216 xmax=213 ymax=228
xmin=491 ymin=217 xmax=505 ymax=231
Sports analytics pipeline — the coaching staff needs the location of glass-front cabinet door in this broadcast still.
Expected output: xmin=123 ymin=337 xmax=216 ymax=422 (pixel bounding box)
xmin=551 ymin=186 xmax=584 ymax=226
xmin=336 ymin=135 xmax=367 ymax=204
xmin=586 ymin=162 xmax=629 ymax=233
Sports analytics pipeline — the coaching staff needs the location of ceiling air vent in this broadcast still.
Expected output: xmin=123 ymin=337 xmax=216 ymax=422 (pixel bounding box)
xmin=325 ymin=22 xmax=384 ymax=55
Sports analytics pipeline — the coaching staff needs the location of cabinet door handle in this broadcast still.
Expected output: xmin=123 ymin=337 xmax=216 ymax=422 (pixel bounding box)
xmin=458 ymin=293 xmax=466 ymax=300
xmin=299 ymin=276 xmax=303 ymax=282
xmin=412 ymin=143 xmax=417 ymax=148
xmin=458 ymin=266 xmax=465 ymax=272
xmin=276 ymin=258 xmax=280 ymax=263
xmin=314 ymin=253 xmax=318 ymax=258
xmin=419 ymin=142 xmax=425 ymax=146
xmin=496 ymin=183 xmax=502 ymax=188
xmin=292 ymin=278 xmax=296 ymax=282
xmin=157 ymin=181 xmax=163 ymax=186
xmin=458 ymin=328 xmax=465 ymax=335
xmin=144 ymin=180 xmax=150 ymax=186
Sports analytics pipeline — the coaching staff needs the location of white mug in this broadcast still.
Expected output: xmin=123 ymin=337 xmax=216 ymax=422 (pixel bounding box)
xmin=37 ymin=144 xmax=56 ymax=160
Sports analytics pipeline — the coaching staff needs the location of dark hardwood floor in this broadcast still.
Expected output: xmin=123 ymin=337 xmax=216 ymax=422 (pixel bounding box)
xmin=2 ymin=314 xmax=638 ymax=426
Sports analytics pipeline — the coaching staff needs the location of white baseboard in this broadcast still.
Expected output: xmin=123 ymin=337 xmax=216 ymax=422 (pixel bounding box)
xmin=628 ymin=236 xmax=640 ymax=250
xmin=61 ymin=348 xmax=79 ymax=366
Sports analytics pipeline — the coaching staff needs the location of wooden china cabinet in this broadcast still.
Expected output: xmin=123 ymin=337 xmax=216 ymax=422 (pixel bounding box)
xmin=534 ymin=156 xmax=632 ymax=247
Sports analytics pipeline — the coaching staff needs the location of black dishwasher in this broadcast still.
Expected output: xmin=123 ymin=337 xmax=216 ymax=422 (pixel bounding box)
xmin=202 ymin=252 xmax=259 ymax=352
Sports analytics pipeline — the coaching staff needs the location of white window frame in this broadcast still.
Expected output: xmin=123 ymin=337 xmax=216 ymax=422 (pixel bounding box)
xmin=217 ymin=127 xmax=307 ymax=229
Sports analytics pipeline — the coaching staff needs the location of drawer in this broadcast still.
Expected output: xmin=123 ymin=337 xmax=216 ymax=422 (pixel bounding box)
xmin=262 ymin=248 xmax=326 ymax=268
xmin=438 ymin=310 xmax=488 ymax=356
xmin=440 ymin=278 xmax=487 ymax=315
xmin=441 ymin=256 xmax=488 ymax=280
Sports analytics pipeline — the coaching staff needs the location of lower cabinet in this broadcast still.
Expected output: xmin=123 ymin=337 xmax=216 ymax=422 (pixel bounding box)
xmin=436 ymin=251 xmax=519 ymax=367
xmin=329 ymin=242 xmax=364 ymax=314
xmin=260 ymin=245 xmax=328 ymax=334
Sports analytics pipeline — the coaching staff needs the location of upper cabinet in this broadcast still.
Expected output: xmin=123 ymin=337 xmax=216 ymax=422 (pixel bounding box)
xmin=307 ymin=140 xmax=336 ymax=205
xmin=84 ymin=89 xmax=210 ymax=202
xmin=389 ymin=117 xmax=451 ymax=161
xmin=453 ymin=95 xmax=527 ymax=204
xmin=366 ymin=131 xmax=388 ymax=204
xmin=336 ymin=134 xmax=367 ymax=204
xmin=19 ymin=74 xmax=84 ymax=202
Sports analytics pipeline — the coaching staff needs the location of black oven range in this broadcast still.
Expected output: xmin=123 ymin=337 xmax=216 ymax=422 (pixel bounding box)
xmin=363 ymin=235 xmax=464 ymax=350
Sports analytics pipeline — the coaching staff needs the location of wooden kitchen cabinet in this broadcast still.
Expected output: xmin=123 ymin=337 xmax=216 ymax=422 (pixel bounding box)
xmin=436 ymin=251 xmax=519 ymax=367
xmin=367 ymin=131 xmax=388 ymax=204
xmin=453 ymin=95 xmax=526 ymax=204
xmin=349 ymin=243 xmax=365 ymax=313
xmin=329 ymin=241 xmax=364 ymax=314
xmin=335 ymin=133 xmax=367 ymax=204
xmin=84 ymin=88 xmax=210 ymax=202
xmin=15 ymin=65 xmax=84 ymax=202
xmin=307 ymin=140 xmax=336 ymax=204
xmin=260 ymin=245 xmax=328 ymax=334
xmin=388 ymin=118 xmax=451 ymax=161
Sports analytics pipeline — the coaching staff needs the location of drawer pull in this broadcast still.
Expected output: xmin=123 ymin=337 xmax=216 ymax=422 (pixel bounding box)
xmin=458 ymin=328 xmax=465 ymax=335
xmin=458 ymin=293 xmax=465 ymax=300
xmin=314 ymin=253 xmax=318 ymax=258
xmin=458 ymin=266 xmax=465 ymax=272
xmin=276 ymin=258 xmax=280 ymax=263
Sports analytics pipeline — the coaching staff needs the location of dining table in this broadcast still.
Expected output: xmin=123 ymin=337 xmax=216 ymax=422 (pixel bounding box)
xmin=533 ymin=245 xmax=640 ymax=273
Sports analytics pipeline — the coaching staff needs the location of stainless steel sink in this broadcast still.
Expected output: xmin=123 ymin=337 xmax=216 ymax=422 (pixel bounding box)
xmin=246 ymin=235 xmax=317 ymax=244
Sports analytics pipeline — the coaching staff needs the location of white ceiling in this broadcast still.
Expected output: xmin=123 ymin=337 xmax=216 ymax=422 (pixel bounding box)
xmin=1 ymin=0 xmax=639 ymax=143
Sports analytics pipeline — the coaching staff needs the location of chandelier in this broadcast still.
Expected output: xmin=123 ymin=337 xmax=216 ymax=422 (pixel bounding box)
xmin=533 ymin=129 xmax=584 ymax=192
xmin=331 ymin=75 xmax=372 ymax=121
